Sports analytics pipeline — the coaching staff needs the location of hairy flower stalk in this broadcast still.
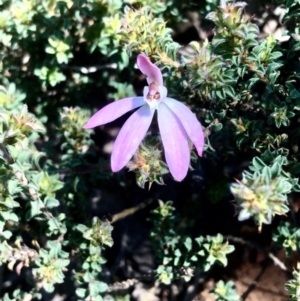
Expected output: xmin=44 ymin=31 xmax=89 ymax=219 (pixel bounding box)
xmin=83 ymin=54 xmax=204 ymax=181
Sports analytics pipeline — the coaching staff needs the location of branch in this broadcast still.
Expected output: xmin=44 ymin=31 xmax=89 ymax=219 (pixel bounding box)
xmin=225 ymin=235 xmax=288 ymax=271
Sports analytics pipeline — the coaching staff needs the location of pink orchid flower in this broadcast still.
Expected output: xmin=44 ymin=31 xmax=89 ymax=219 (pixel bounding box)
xmin=83 ymin=54 xmax=204 ymax=181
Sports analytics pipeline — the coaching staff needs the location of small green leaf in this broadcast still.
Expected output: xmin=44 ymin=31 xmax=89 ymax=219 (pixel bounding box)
xmin=44 ymin=197 xmax=60 ymax=208
xmin=76 ymin=288 xmax=86 ymax=298
xmin=1 ymin=230 xmax=12 ymax=239
xmin=184 ymin=237 xmax=192 ymax=251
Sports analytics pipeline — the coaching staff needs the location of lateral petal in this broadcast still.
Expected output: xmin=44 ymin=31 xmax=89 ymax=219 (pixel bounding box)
xmin=137 ymin=54 xmax=163 ymax=86
xmin=83 ymin=97 xmax=145 ymax=129
xmin=111 ymin=104 xmax=154 ymax=172
xmin=163 ymin=97 xmax=204 ymax=156
xmin=157 ymin=102 xmax=190 ymax=181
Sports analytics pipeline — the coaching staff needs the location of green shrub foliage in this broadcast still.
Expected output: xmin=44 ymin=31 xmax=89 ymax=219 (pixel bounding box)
xmin=1 ymin=0 xmax=300 ymax=300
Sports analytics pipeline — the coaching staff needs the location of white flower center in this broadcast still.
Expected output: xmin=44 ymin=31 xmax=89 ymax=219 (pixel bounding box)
xmin=143 ymin=83 xmax=168 ymax=110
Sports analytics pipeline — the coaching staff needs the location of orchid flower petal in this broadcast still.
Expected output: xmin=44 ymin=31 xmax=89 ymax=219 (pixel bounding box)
xmin=163 ymin=97 xmax=205 ymax=156
xmin=111 ymin=104 xmax=154 ymax=172
xmin=157 ymin=102 xmax=190 ymax=181
xmin=137 ymin=54 xmax=163 ymax=86
xmin=83 ymin=97 xmax=145 ymax=129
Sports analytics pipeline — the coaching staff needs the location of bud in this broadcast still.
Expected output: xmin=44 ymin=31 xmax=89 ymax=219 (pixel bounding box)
xmin=127 ymin=140 xmax=168 ymax=189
